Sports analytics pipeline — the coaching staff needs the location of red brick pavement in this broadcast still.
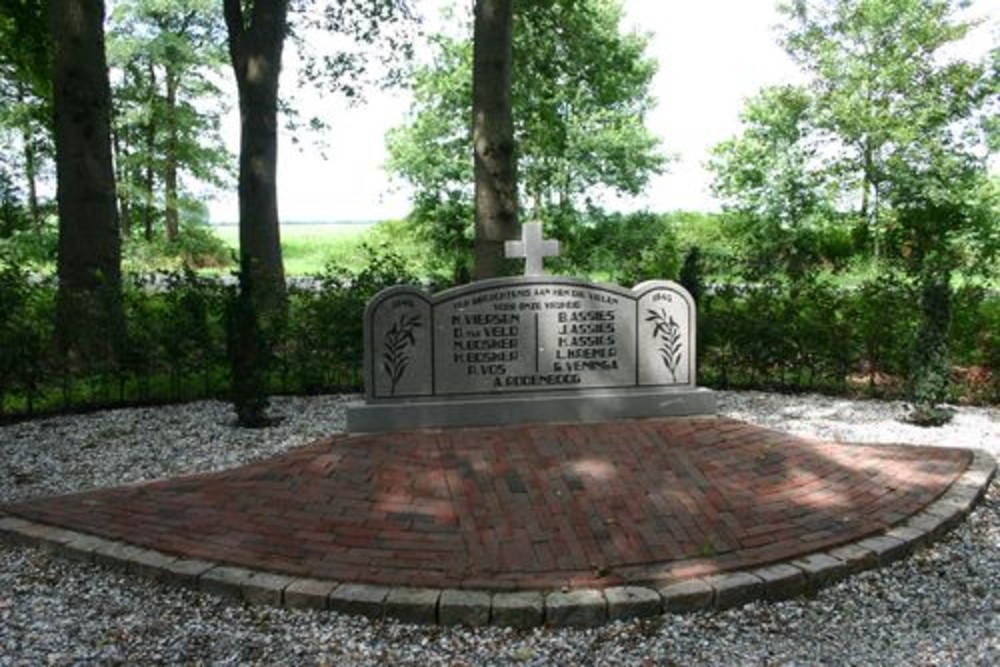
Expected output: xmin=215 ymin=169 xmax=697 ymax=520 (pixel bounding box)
xmin=2 ymin=417 xmax=971 ymax=590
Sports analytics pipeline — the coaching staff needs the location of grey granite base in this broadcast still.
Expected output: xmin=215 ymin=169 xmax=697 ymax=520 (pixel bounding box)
xmin=346 ymin=387 xmax=716 ymax=432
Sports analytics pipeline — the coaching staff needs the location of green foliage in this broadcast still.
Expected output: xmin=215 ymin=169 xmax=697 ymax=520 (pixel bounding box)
xmin=564 ymin=210 xmax=681 ymax=285
xmin=0 ymin=259 xmax=53 ymax=415
xmin=779 ymin=0 xmax=996 ymax=245
xmin=0 ymin=168 xmax=28 ymax=237
xmin=386 ymin=0 xmax=666 ymax=279
xmin=696 ymin=274 xmax=997 ymax=406
xmin=0 ymin=216 xmax=58 ymax=266
xmin=850 ymin=273 xmax=917 ymax=386
xmin=123 ymin=218 xmax=232 ymax=272
xmin=0 ymin=0 xmax=53 ymax=232
xmin=124 ymin=269 xmax=229 ymax=400
xmin=0 ymin=261 xmax=996 ymax=421
xmin=165 ymin=220 xmax=232 ymax=269
xmin=363 ymin=219 xmax=437 ymax=281
xmin=286 ymin=244 xmax=417 ymax=392
xmin=0 ymin=1 xmax=50 ymax=95
xmin=709 ymin=85 xmax=846 ymax=280
xmin=678 ymin=246 xmax=704 ymax=305
xmin=108 ymin=0 xmax=234 ymax=239
xmin=950 ymin=286 xmax=1000 ymax=403
xmin=707 ymin=0 xmax=999 ymax=420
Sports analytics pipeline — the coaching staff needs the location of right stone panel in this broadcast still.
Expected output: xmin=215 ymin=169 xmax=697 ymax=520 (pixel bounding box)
xmin=636 ymin=282 xmax=695 ymax=387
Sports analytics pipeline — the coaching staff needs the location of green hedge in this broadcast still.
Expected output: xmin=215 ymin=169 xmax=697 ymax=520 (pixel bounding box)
xmin=0 ymin=259 xmax=996 ymax=421
xmin=698 ymin=277 xmax=997 ymax=403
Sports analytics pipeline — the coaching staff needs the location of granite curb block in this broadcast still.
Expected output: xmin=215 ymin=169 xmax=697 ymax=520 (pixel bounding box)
xmin=704 ymin=572 xmax=764 ymax=609
xmin=604 ymin=586 xmax=662 ymax=621
xmin=384 ymin=587 xmax=440 ymax=624
xmin=491 ymin=591 xmax=544 ymax=628
xmin=439 ymin=589 xmax=491 ymax=626
xmin=0 ymin=448 xmax=993 ymax=627
xmin=328 ymin=583 xmax=390 ymax=619
xmin=658 ymin=579 xmax=713 ymax=612
xmin=545 ymin=589 xmax=607 ymax=627
xmin=284 ymin=578 xmax=338 ymax=610
xmin=751 ymin=564 xmax=808 ymax=601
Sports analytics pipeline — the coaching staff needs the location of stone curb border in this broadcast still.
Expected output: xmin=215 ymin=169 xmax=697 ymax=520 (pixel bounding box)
xmin=1 ymin=450 xmax=993 ymax=628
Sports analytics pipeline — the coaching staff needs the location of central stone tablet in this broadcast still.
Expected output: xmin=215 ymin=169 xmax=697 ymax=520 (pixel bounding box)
xmin=347 ymin=275 xmax=715 ymax=432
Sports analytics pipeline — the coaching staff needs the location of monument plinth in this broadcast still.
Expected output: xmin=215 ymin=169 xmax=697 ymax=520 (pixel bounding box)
xmin=346 ymin=223 xmax=715 ymax=432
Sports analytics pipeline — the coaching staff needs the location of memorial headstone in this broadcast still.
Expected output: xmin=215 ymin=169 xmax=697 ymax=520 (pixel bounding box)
xmin=347 ymin=223 xmax=715 ymax=431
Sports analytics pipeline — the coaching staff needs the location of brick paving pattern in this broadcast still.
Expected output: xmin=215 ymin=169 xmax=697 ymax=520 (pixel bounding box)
xmin=3 ymin=417 xmax=971 ymax=591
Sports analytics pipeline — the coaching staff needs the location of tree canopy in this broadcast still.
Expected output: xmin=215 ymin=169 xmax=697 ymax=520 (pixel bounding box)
xmin=779 ymin=0 xmax=998 ymax=254
xmin=387 ymin=0 xmax=666 ymax=281
xmin=108 ymin=0 xmax=233 ymax=242
xmin=711 ymin=0 xmax=998 ymax=420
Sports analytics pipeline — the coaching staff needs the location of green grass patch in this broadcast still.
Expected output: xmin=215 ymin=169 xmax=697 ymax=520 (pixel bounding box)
xmin=211 ymin=222 xmax=376 ymax=276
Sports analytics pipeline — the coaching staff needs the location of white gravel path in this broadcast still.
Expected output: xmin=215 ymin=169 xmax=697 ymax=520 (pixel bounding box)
xmin=0 ymin=391 xmax=996 ymax=666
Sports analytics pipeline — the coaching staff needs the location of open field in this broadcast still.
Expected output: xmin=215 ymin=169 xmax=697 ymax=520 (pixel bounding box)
xmin=211 ymin=222 xmax=375 ymax=276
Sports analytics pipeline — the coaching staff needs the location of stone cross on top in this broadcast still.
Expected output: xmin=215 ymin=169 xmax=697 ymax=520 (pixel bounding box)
xmin=504 ymin=221 xmax=559 ymax=276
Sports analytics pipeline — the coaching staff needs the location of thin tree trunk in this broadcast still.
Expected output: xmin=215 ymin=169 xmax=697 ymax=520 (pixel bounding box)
xmin=23 ymin=132 xmax=40 ymax=227
xmin=859 ymin=148 xmax=869 ymax=222
xmin=143 ymin=59 xmax=157 ymax=242
xmin=472 ymin=0 xmax=517 ymax=280
xmin=16 ymin=82 xmax=41 ymax=227
xmin=111 ymin=113 xmax=131 ymax=236
xmin=164 ymin=68 xmax=180 ymax=242
xmin=50 ymin=0 xmax=124 ymax=369
xmin=861 ymin=138 xmax=879 ymax=259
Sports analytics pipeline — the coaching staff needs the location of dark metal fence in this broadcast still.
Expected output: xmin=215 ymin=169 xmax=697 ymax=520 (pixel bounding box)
xmin=0 ymin=266 xmax=995 ymax=422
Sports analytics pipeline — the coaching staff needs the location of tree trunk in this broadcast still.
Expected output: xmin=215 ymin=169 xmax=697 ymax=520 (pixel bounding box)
xmin=143 ymin=59 xmax=157 ymax=242
xmin=22 ymin=130 xmax=40 ymax=228
xmin=50 ymin=0 xmax=124 ymax=370
xmin=111 ymin=111 xmax=131 ymax=236
xmin=164 ymin=67 xmax=180 ymax=243
xmin=472 ymin=0 xmax=518 ymax=280
xmin=861 ymin=138 xmax=879 ymax=259
xmin=17 ymin=82 xmax=41 ymax=228
xmin=223 ymin=0 xmax=288 ymax=427
xmin=224 ymin=0 xmax=288 ymax=320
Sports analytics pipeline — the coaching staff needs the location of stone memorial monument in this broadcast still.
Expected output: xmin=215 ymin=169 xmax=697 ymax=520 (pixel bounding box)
xmin=346 ymin=223 xmax=715 ymax=431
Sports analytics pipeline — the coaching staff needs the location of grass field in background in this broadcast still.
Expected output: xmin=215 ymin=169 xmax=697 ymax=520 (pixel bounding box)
xmin=212 ymin=223 xmax=376 ymax=276
xmin=207 ymin=221 xmax=998 ymax=288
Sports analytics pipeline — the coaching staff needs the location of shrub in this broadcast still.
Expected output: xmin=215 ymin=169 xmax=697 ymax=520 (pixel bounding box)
xmin=0 ymin=217 xmax=59 ymax=266
xmin=0 ymin=260 xmax=54 ymax=414
xmin=167 ymin=222 xmax=232 ymax=269
xmin=283 ymin=244 xmax=417 ymax=393
xmin=849 ymin=274 xmax=917 ymax=393
xmin=0 ymin=252 xmax=995 ymax=423
xmin=568 ymin=210 xmax=681 ymax=284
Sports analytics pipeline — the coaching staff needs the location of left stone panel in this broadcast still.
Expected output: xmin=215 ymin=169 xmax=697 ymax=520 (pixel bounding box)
xmin=365 ymin=287 xmax=434 ymax=400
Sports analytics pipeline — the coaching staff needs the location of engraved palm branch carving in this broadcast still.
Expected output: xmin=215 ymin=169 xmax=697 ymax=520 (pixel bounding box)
xmin=382 ymin=313 xmax=421 ymax=395
xmin=646 ymin=308 xmax=682 ymax=383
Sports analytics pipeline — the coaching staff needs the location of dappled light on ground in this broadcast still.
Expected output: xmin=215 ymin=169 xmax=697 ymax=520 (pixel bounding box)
xmin=3 ymin=416 xmax=970 ymax=591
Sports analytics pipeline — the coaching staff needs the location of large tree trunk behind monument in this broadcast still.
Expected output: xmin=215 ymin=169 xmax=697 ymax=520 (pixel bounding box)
xmin=223 ymin=0 xmax=288 ymax=427
xmin=472 ymin=0 xmax=518 ymax=280
xmin=224 ymin=0 xmax=287 ymax=321
xmin=50 ymin=0 xmax=124 ymax=369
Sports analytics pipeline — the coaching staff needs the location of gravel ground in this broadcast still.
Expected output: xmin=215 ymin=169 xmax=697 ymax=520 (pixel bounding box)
xmin=0 ymin=391 xmax=997 ymax=666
